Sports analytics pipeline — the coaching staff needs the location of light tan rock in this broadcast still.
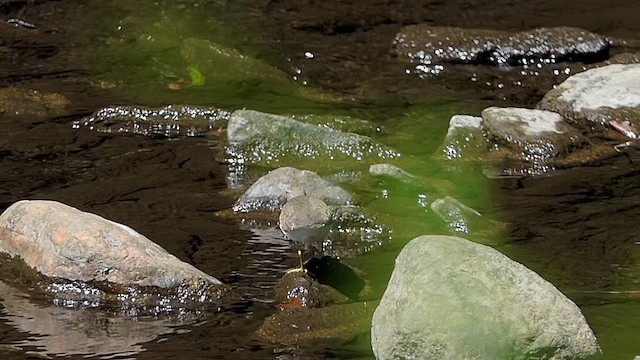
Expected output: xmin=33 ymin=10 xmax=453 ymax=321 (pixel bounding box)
xmin=0 ymin=200 xmax=224 ymax=293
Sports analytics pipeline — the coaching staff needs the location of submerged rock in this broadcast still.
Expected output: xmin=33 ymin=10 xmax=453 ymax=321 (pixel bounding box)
xmin=181 ymin=38 xmax=295 ymax=90
xmin=290 ymin=114 xmax=383 ymax=137
xmin=74 ymin=104 xmax=230 ymax=138
xmin=369 ymin=163 xmax=416 ymax=183
xmin=258 ymin=300 xmax=376 ymax=344
xmin=430 ymin=196 xmax=482 ymax=234
xmin=226 ymin=109 xmax=400 ymax=173
xmin=274 ymin=272 xmax=349 ymax=309
xmin=433 ymin=115 xmax=488 ymax=162
xmin=371 ymin=235 xmax=601 ymax=360
xmin=538 ymin=64 xmax=640 ymax=134
xmin=430 ymin=196 xmax=505 ymax=244
xmin=0 ymin=87 xmax=70 ymax=118
xmin=232 ymin=167 xmax=353 ymax=212
xmin=0 ymin=200 xmax=228 ymax=306
xmin=255 ymin=250 xmax=372 ymax=346
xmin=393 ymin=25 xmax=610 ymax=77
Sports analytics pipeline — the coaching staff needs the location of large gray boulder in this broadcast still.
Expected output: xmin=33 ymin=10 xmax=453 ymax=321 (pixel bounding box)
xmin=226 ymin=110 xmax=400 ymax=171
xmin=0 ymin=200 xmax=225 ymax=295
xmin=392 ymin=25 xmax=610 ymax=77
xmin=371 ymin=235 xmax=601 ymax=360
xmin=233 ymin=167 xmax=353 ymax=212
xmin=538 ymin=64 xmax=640 ymax=134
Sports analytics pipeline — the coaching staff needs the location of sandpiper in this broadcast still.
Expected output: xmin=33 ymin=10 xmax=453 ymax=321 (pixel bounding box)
xmin=279 ymin=195 xmax=332 ymax=273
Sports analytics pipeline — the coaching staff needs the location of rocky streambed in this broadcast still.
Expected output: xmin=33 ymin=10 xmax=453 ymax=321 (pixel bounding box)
xmin=2 ymin=0 xmax=640 ymax=359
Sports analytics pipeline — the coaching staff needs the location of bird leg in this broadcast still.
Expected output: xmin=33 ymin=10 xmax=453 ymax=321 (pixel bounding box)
xmin=286 ymin=249 xmax=307 ymax=274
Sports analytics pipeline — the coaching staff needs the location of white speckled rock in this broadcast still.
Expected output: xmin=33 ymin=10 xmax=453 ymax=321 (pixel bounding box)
xmin=538 ymin=64 xmax=640 ymax=131
xmin=371 ymin=235 xmax=601 ymax=360
xmin=0 ymin=200 xmax=224 ymax=290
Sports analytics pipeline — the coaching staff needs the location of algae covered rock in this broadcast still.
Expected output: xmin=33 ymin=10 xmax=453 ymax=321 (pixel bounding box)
xmin=226 ymin=110 xmax=401 ymax=173
xmin=433 ymin=115 xmax=488 ymax=162
xmin=290 ymin=113 xmax=383 ymax=137
xmin=369 ymin=164 xmax=416 ymax=183
xmin=371 ymin=235 xmax=601 ymax=360
xmin=181 ymin=38 xmax=295 ymax=90
xmin=538 ymin=64 xmax=640 ymax=134
xmin=0 ymin=200 xmax=227 ymax=305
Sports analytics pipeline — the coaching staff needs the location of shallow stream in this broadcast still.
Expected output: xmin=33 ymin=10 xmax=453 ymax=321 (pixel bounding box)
xmin=1 ymin=0 xmax=640 ymax=359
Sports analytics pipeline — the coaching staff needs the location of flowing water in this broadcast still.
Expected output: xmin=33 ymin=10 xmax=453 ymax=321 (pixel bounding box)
xmin=1 ymin=0 xmax=640 ymax=359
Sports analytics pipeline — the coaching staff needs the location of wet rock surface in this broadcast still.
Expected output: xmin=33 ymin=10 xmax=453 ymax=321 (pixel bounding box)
xmin=274 ymin=272 xmax=349 ymax=309
xmin=232 ymin=167 xmax=353 ymax=212
xmin=538 ymin=64 xmax=640 ymax=133
xmin=75 ymin=104 xmax=230 ymax=138
xmin=371 ymin=235 xmax=601 ymax=360
xmin=392 ymin=26 xmax=611 ymax=77
xmin=368 ymin=163 xmax=415 ymax=183
xmin=482 ymin=106 xmax=589 ymax=161
xmin=0 ymin=200 xmax=228 ymax=306
xmin=290 ymin=114 xmax=383 ymax=137
xmin=435 ymin=107 xmax=618 ymax=176
xmin=229 ymin=166 xmax=392 ymax=259
xmin=226 ymin=109 xmax=401 ymax=175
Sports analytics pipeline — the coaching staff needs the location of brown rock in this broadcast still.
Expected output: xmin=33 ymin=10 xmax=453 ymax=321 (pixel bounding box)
xmin=0 ymin=87 xmax=70 ymax=118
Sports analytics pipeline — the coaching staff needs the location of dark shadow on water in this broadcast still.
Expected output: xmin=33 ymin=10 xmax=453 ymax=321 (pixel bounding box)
xmin=306 ymin=256 xmax=366 ymax=301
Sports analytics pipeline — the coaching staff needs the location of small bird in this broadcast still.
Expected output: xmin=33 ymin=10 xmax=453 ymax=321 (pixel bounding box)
xmin=279 ymin=195 xmax=332 ymax=273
